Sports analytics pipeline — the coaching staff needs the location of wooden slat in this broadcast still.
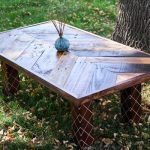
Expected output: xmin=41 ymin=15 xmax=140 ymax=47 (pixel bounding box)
xmin=66 ymin=22 xmax=150 ymax=56
xmin=116 ymin=73 xmax=143 ymax=83
xmin=0 ymin=31 xmax=33 ymax=59
xmin=31 ymin=47 xmax=63 ymax=77
xmin=48 ymin=53 xmax=78 ymax=87
xmin=83 ymin=67 xmax=117 ymax=98
xmin=21 ymin=21 xmax=145 ymax=55
xmin=72 ymin=50 xmax=150 ymax=57
xmin=103 ymin=63 xmax=150 ymax=73
xmin=66 ymin=62 xmax=95 ymax=97
xmin=87 ymin=57 xmax=150 ymax=64
xmin=15 ymin=39 xmax=53 ymax=70
xmin=1 ymin=21 xmax=150 ymax=102
xmin=64 ymin=57 xmax=88 ymax=92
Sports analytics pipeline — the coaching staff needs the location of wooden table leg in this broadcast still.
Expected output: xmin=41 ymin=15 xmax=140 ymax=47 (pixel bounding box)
xmin=120 ymin=84 xmax=142 ymax=123
xmin=71 ymin=101 xmax=94 ymax=149
xmin=1 ymin=62 xmax=19 ymax=95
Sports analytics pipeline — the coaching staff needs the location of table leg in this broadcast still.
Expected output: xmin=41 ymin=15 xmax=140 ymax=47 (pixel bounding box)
xmin=1 ymin=62 xmax=19 ymax=95
xmin=120 ymin=84 xmax=142 ymax=123
xmin=71 ymin=101 xmax=94 ymax=149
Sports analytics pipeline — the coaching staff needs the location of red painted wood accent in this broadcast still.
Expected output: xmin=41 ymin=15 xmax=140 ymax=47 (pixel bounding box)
xmin=72 ymin=101 xmax=94 ymax=148
xmin=121 ymin=84 xmax=142 ymax=123
xmin=1 ymin=62 xmax=19 ymax=95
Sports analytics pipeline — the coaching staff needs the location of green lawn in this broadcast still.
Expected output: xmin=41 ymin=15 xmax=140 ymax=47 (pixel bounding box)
xmin=0 ymin=0 xmax=116 ymax=37
xmin=0 ymin=0 xmax=150 ymax=150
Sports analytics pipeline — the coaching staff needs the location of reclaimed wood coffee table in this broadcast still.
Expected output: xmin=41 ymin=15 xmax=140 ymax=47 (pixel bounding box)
xmin=0 ymin=21 xmax=150 ymax=149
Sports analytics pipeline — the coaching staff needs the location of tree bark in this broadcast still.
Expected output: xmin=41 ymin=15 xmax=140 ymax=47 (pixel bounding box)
xmin=112 ymin=0 xmax=150 ymax=51
xmin=112 ymin=0 xmax=150 ymax=123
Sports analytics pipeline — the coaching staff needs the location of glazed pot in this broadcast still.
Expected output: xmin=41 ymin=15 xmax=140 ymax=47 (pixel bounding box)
xmin=55 ymin=37 xmax=70 ymax=52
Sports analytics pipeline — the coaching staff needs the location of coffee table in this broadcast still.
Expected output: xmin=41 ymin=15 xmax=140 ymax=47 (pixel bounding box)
xmin=0 ymin=21 xmax=150 ymax=149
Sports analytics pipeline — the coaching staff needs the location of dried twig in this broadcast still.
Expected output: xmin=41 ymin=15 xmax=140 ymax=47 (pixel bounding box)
xmin=52 ymin=20 xmax=65 ymax=37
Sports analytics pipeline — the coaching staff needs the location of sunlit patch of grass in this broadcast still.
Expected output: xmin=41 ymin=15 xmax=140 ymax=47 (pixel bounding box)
xmin=0 ymin=0 xmax=117 ymax=38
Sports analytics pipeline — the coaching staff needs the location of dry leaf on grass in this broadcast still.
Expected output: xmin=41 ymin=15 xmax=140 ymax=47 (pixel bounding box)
xmin=120 ymin=146 xmax=130 ymax=150
xmin=102 ymin=138 xmax=113 ymax=146
xmin=0 ymin=129 xmax=4 ymax=135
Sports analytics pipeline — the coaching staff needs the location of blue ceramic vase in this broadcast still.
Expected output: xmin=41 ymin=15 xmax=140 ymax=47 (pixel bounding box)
xmin=55 ymin=37 xmax=70 ymax=52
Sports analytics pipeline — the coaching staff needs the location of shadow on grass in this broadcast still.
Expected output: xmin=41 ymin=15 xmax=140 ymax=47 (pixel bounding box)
xmin=0 ymin=75 xmax=76 ymax=150
xmin=1 ymin=75 xmax=150 ymax=149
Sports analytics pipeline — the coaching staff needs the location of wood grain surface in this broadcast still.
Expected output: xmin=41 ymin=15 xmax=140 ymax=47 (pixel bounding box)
xmin=0 ymin=21 xmax=150 ymax=104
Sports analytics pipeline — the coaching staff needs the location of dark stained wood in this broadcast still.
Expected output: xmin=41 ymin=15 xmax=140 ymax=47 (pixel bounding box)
xmin=0 ymin=55 xmax=79 ymax=104
xmin=116 ymin=73 xmax=143 ymax=83
xmin=0 ymin=21 xmax=150 ymax=104
xmin=121 ymin=85 xmax=142 ymax=123
xmin=63 ymin=58 xmax=95 ymax=96
xmin=71 ymin=49 xmax=150 ymax=57
xmin=48 ymin=53 xmax=78 ymax=87
xmin=72 ymin=101 xmax=94 ymax=148
xmin=1 ymin=62 xmax=19 ymax=95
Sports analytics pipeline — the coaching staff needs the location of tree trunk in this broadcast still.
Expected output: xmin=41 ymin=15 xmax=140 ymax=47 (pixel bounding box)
xmin=112 ymin=0 xmax=150 ymax=123
xmin=112 ymin=0 xmax=150 ymax=51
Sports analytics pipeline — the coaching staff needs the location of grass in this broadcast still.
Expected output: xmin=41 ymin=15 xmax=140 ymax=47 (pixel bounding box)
xmin=0 ymin=0 xmax=116 ymax=37
xmin=0 ymin=0 xmax=150 ymax=150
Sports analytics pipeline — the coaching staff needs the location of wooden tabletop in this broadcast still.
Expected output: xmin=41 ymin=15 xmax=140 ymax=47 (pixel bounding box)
xmin=0 ymin=21 xmax=150 ymax=104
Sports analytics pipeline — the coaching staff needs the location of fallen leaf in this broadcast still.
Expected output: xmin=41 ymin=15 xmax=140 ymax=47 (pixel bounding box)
xmin=120 ymin=146 xmax=129 ymax=150
xmin=63 ymin=140 xmax=68 ymax=144
xmin=53 ymin=146 xmax=59 ymax=150
xmin=137 ymin=145 xmax=143 ymax=150
xmin=31 ymin=137 xmax=37 ymax=144
xmin=0 ymin=129 xmax=4 ymax=135
xmin=54 ymin=138 xmax=61 ymax=145
xmin=102 ymin=138 xmax=113 ymax=146
xmin=121 ymin=134 xmax=129 ymax=138
xmin=148 ymin=116 xmax=150 ymax=123
xmin=66 ymin=144 xmax=74 ymax=149
xmin=8 ymin=126 xmax=15 ymax=134
xmin=114 ymin=133 xmax=118 ymax=138
xmin=17 ymin=128 xmax=23 ymax=135
xmin=2 ymin=135 xmax=13 ymax=142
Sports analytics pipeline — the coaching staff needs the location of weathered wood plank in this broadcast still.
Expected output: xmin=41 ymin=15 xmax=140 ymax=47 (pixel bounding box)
xmin=64 ymin=61 xmax=95 ymax=97
xmin=87 ymin=57 xmax=150 ymax=64
xmin=63 ymin=57 xmax=87 ymax=92
xmin=72 ymin=50 xmax=150 ymax=57
xmin=48 ymin=53 xmax=78 ymax=87
xmin=31 ymin=47 xmax=63 ymax=77
xmin=1 ymin=21 xmax=150 ymax=103
xmin=0 ymin=31 xmax=33 ymax=59
xmin=82 ymin=66 xmax=118 ymax=98
xmin=15 ymin=39 xmax=52 ymax=70
xmin=21 ymin=21 xmax=150 ymax=56
xmin=116 ymin=73 xmax=143 ymax=83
